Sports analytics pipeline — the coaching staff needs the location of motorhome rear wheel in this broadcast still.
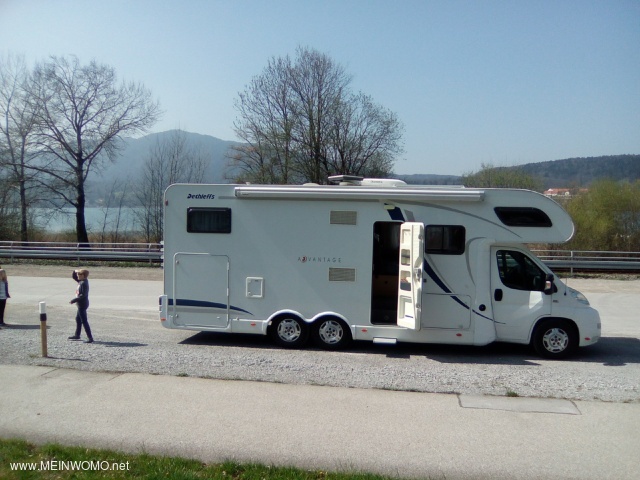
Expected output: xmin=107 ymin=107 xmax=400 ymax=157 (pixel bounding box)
xmin=269 ymin=315 xmax=309 ymax=348
xmin=313 ymin=317 xmax=352 ymax=350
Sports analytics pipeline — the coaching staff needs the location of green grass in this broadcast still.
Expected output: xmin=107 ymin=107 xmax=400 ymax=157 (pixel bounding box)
xmin=0 ymin=439 xmax=393 ymax=480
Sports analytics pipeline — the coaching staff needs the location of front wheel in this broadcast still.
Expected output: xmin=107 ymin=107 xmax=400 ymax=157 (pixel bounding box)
xmin=269 ymin=316 xmax=309 ymax=348
xmin=312 ymin=317 xmax=352 ymax=350
xmin=532 ymin=319 xmax=578 ymax=359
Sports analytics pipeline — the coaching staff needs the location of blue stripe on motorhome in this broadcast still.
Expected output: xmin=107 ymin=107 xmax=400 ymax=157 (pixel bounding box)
xmin=386 ymin=206 xmax=494 ymax=323
xmin=386 ymin=205 xmax=404 ymax=221
xmin=423 ymin=260 xmax=466 ymax=308
xmin=423 ymin=258 xmax=494 ymax=322
xmin=168 ymin=298 xmax=252 ymax=315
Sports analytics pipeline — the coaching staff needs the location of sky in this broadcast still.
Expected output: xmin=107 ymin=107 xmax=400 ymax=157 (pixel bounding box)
xmin=1 ymin=0 xmax=638 ymax=175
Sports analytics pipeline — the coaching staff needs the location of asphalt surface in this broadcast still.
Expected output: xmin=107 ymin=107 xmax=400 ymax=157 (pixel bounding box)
xmin=1 ymin=364 xmax=639 ymax=479
xmin=1 ymin=266 xmax=639 ymax=479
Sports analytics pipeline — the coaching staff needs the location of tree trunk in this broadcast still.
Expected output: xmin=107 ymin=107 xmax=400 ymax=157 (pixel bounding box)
xmin=19 ymin=180 xmax=28 ymax=243
xmin=75 ymin=173 xmax=89 ymax=245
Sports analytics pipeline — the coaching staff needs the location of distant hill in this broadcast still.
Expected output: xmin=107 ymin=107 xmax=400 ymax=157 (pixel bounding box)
xmin=515 ymin=155 xmax=640 ymax=188
xmin=399 ymin=155 xmax=639 ymax=189
xmin=94 ymin=130 xmax=239 ymax=184
xmin=85 ymin=130 xmax=638 ymax=203
xmin=86 ymin=130 xmax=240 ymax=204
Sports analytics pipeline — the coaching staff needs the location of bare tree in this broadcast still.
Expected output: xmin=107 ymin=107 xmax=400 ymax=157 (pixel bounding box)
xmin=288 ymin=47 xmax=351 ymax=183
xmin=97 ymin=177 xmax=132 ymax=243
xmin=0 ymin=176 xmax=20 ymax=240
xmin=231 ymin=47 xmax=403 ymax=184
xmin=135 ymin=129 xmax=209 ymax=242
xmin=327 ymin=92 xmax=402 ymax=177
xmin=0 ymin=54 xmax=39 ymax=241
xmin=24 ymin=55 xmax=161 ymax=244
xmin=232 ymin=56 xmax=300 ymax=184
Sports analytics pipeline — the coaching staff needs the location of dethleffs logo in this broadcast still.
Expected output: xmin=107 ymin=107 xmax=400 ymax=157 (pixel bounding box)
xmin=298 ymin=256 xmax=342 ymax=264
xmin=187 ymin=193 xmax=215 ymax=199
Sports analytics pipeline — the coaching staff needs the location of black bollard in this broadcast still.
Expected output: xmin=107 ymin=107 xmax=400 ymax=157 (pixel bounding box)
xmin=39 ymin=302 xmax=47 ymax=358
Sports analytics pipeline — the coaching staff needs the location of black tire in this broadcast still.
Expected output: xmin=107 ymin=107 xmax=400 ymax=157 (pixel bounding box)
xmin=532 ymin=319 xmax=578 ymax=359
xmin=269 ymin=315 xmax=309 ymax=348
xmin=312 ymin=317 xmax=352 ymax=350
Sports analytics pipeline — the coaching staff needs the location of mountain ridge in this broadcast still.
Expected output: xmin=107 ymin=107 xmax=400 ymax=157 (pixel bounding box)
xmin=93 ymin=130 xmax=639 ymax=194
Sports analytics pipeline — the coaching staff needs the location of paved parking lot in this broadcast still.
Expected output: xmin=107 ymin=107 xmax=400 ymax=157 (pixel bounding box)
xmin=1 ymin=266 xmax=639 ymax=479
xmin=1 ymin=267 xmax=639 ymax=402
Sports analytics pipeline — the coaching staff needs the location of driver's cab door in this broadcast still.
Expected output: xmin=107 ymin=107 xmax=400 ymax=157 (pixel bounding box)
xmin=491 ymin=247 xmax=553 ymax=342
xmin=397 ymin=222 xmax=424 ymax=330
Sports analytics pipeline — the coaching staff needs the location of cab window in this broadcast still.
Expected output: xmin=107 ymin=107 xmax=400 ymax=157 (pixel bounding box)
xmin=496 ymin=250 xmax=546 ymax=291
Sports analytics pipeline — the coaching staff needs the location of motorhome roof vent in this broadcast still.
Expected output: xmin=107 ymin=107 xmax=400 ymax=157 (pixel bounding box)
xmin=327 ymin=175 xmax=407 ymax=187
xmin=361 ymin=178 xmax=407 ymax=187
xmin=328 ymin=175 xmax=363 ymax=185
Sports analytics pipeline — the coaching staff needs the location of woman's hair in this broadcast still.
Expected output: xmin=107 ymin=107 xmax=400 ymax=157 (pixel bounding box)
xmin=0 ymin=269 xmax=7 ymax=282
xmin=75 ymin=269 xmax=90 ymax=278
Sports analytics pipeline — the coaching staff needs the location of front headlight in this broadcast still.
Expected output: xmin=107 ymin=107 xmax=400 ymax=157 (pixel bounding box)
xmin=569 ymin=288 xmax=590 ymax=306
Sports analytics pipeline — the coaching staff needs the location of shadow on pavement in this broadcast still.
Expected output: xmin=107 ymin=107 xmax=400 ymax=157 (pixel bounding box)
xmin=0 ymin=324 xmax=42 ymax=330
xmin=180 ymin=332 xmax=640 ymax=366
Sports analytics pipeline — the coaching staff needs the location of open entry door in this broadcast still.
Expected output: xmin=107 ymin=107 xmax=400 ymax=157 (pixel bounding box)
xmin=397 ymin=222 xmax=424 ymax=330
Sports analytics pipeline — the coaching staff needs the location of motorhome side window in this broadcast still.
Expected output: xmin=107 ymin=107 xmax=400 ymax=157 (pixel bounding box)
xmin=425 ymin=225 xmax=465 ymax=255
xmin=494 ymin=207 xmax=552 ymax=227
xmin=187 ymin=208 xmax=231 ymax=233
xmin=496 ymin=250 xmax=546 ymax=291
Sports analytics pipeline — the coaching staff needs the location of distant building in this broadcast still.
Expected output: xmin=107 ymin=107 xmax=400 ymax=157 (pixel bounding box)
xmin=544 ymin=188 xmax=571 ymax=197
xmin=544 ymin=188 xmax=588 ymax=198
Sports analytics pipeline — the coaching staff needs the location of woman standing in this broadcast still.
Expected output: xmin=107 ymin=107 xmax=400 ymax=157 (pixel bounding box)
xmin=0 ymin=268 xmax=10 ymax=326
xmin=68 ymin=269 xmax=93 ymax=343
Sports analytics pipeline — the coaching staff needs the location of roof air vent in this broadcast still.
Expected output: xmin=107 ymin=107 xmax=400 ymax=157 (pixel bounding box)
xmin=328 ymin=175 xmax=363 ymax=185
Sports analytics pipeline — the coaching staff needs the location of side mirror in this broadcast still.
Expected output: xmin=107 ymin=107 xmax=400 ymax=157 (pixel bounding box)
xmin=543 ymin=273 xmax=555 ymax=295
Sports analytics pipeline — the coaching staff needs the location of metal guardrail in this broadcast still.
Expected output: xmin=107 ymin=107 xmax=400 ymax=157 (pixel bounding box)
xmin=0 ymin=241 xmax=163 ymax=263
xmin=532 ymin=250 xmax=640 ymax=274
xmin=0 ymin=242 xmax=638 ymax=272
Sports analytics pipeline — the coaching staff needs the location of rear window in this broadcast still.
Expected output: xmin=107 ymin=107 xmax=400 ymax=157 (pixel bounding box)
xmin=187 ymin=208 xmax=231 ymax=233
xmin=494 ymin=207 xmax=552 ymax=227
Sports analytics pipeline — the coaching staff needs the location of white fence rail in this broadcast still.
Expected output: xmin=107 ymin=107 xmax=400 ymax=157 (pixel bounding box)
xmin=0 ymin=241 xmax=162 ymax=263
xmin=0 ymin=242 xmax=639 ymax=271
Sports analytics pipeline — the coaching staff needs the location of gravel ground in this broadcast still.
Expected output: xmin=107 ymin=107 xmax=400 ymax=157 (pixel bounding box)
xmin=1 ymin=265 xmax=639 ymax=403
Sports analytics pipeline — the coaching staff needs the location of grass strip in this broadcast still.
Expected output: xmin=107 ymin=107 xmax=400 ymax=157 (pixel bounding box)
xmin=0 ymin=438 xmax=393 ymax=480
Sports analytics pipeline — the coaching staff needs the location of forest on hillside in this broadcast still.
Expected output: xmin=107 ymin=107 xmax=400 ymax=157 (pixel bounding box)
xmin=399 ymin=155 xmax=639 ymax=188
xmin=517 ymin=154 xmax=639 ymax=189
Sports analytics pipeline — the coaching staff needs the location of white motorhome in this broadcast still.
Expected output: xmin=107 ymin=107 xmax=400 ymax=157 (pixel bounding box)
xmin=159 ymin=176 xmax=601 ymax=358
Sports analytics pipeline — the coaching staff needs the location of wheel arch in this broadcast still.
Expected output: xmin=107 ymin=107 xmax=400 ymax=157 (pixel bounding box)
xmin=266 ymin=310 xmax=308 ymax=328
xmin=529 ymin=316 xmax=578 ymax=345
xmin=310 ymin=311 xmax=350 ymax=325
xmin=530 ymin=316 xmax=580 ymax=359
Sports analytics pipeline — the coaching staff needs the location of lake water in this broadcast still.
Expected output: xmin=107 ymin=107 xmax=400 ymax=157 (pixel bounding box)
xmin=32 ymin=207 xmax=143 ymax=233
